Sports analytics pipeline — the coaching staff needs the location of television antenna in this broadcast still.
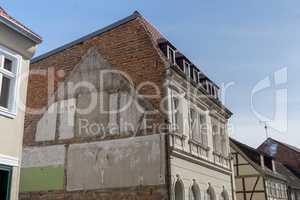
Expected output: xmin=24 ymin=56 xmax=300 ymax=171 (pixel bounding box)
xmin=259 ymin=121 xmax=270 ymax=139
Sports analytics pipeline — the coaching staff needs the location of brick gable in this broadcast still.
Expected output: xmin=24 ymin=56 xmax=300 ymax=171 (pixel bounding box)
xmin=24 ymin=15 xmax=168 ymax=145
xmin=258 ymin=138 xmax=300 ymax=175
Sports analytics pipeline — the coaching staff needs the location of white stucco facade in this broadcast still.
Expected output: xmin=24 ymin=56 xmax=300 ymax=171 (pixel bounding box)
xmin=0 ymin=7 xmax=41 ymax=200
xmin=166 ymin=69 xmax=234 ymax=200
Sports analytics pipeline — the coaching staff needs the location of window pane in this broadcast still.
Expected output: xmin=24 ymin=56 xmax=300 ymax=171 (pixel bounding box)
xmin=4 ymin=58 xmax=13 ymax=72
xmin=173 ymin=98 xmax=179 ymax=125
xmin=0 ymin=167 xmax=11 ymax=200
xmin=190 ymin=67 xmax=194 ymax=80
xmin=190 ymin=109 xmax=197 ymax=139
xmin=194 ymin=70 xmax=199 ymax=82
xmin=185 ymin=62 xmax=190 ymax=77
xmin=0 ymin=76 xmax=11 ymax=108
xmin=200 ymin=114 xmax=208 ymax=145
xmin=168 ymin=47 xmax=175 ymax=64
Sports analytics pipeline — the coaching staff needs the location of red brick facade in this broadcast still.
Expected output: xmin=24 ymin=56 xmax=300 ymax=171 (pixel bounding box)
xmin=24 ymin=14 xmax=168 ymax=146
xmin=22 ymin=12 xmax=170 ymax=200
xmin=20 ymin=186 xmax=167 ymax=200
xmin=258 ymin=138 xmax=300 ymax=174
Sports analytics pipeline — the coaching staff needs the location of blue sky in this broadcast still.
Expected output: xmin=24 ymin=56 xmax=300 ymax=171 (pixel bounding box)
xmin=3 ymin=0 xmax=300 ymax=148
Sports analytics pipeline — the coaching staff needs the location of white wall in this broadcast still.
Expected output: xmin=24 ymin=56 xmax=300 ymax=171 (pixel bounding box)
xmin=171 ymin=156 xmax=233 ymax=200
xmin=167 ymin=72 xmax=234 ymax=200
xmin=0 ymin=22 xmax=38 ymax=200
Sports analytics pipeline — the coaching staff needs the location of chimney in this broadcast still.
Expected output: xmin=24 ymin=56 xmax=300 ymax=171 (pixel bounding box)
xmin=260 ymin=154 xmax=265 ymax=169
xmin=272 ymin=160 xmax=276 ymax=173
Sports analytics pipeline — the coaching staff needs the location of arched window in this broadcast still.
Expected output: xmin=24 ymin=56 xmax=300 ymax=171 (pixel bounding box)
xmin=221 ymin=186 xmax=229 ymax=200
xmin=175 ymin=177 xmax=185 ymax=200
xmin=191 ymin=180 xmax=201 ymax=200
xmin=207 ymin=183 xmax=216 ymax=200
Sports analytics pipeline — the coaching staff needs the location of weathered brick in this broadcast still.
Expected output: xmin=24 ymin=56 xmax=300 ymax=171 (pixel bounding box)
xmin=24 ymin=17 xmax=167 ymax=146
xmin=22 ymin=14 xmax=169 ymax=200
xmin=20 ymin=186 xmax=167 ymax=200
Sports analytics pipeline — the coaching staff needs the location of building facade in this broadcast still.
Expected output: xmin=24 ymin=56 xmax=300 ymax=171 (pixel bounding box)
xmin=165 ymin=43 xmax=233 ymax=200
xmin=230 ymin=138 xmax=288 ymax=200
xmin=259 ymin=138 xmax=300 ymax=200
xmin=20 ymin=11 xmax=233 ymax=200
xmin=0 ymin=6 xmax=41 ymax=200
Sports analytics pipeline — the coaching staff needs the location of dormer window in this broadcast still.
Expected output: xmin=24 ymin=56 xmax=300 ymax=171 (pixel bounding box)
xmin=208 ymin=83 xmax=212 ymax=95
xmin=213 ymin=86 xmax=219 ymax=99
xmin=211 ymin=86 xmax=215 ymax=96
xmin=202 ymin=80 xmax=219 ymax=99
xmin=189 ymin=66 xmax=194 ymax=80
xmin=167 ymin=46 xmax=176 ymax=64
xmin=183 ymin=60 xmax=190 ymax=75
xmin=194 ymin=69 xmax=199 ymax=83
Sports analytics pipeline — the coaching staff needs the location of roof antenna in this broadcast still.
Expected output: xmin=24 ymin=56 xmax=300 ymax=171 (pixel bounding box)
xmin=259 ymin=121 xmax=269 ymax=139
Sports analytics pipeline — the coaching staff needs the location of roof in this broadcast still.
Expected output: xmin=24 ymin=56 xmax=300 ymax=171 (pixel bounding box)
xmin=32 ymin=10 xmax=167 ymax=63
xmin=281 ymin=140 xmax=300 ymax=153
xmin=275 ymin=162 xmax=300 ymax=189
xmin=258 ymin=137 xmax=300 ymax=178
xmin=230 ymin=138 xmax=286 ymax=181
xmin=31 ymin=11 xmax=215 ymax=85
xmin=259 ymin=138 xmax=300 ymax=154
xmin=32 ymin=11 xmax=142 ymax=63
xmin=30 ymin=11 xmax=232 ymax=116
xmin=0 ymin=6 xmax=42 ymax=43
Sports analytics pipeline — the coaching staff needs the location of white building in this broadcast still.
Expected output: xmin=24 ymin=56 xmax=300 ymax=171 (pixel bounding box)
xmin=162 ymin=40 xmax=234 ymax=200
xmin=0 ymin=6 xmax=41 ymax=200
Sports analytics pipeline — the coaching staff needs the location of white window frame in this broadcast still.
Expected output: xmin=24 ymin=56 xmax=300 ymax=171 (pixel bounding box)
xmin=189 ymin=107 xmax=197 ymax=139
xmin=220 ymin=123 xmax=228 ymax=155
xmin=198 ymin=111 xmax=208 ymax=146
xmin=212 ymin=118 xmax=227 ymax=155
xmin=0 ymin=45 xmax=21 ymax=118
xmin=189 ymin=103 xmax=208 ymax=145
xmin=212 ymin=122 xmax=220 ymax=152
xmin=170 ymin=90 xmax=185 ymax=134
xmin=172 ymin=97 xmax=179 ymax=129
xmin=167 ymin=45 xmax=176 ymax=64
xmin=193 ymin=69 xmax=198 ymax=82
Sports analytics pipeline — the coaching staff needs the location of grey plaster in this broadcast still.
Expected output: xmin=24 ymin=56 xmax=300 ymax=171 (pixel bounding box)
xmin=58 ymin=98 xmax=76 ymax=140
xmin=66 ymin=134 xmax=165 ymax=191
xmin=22 ymin=145 xmax=65 ymax=168
xmin=35 ymin=102 xmax=58 ymax=142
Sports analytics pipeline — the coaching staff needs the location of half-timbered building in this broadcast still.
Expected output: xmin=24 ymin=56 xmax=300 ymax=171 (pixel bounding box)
xmin=259 ymin=138 xmax=300 ymax=200
xmin=230 ymin=138 xmax=288 ymax=200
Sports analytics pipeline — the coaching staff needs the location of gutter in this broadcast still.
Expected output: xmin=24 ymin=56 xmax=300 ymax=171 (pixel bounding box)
xmin=31 ymin=11 xmax=140 ymax=63
xmin=0 ymin=16 xmax=42 ymax=44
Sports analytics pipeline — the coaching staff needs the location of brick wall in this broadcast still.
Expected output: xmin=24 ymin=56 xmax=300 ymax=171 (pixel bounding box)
xmin=258 ymin=139 xmax=300 ymax=172
xmin=24 ymin=17 xmax=167 ymax=146
xmin=22 ymin=15 xmax=169 ymax=200
xmin=20 ymin=186 xmax=167 ymax=200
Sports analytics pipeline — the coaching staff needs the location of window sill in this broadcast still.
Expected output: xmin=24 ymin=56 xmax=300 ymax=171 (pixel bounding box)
xmin=0 ymin=107 xmax=16 ymax=119
xmin=188 ymin=139 xmax=210 ymax=151
xmin=168 ymin=131 xmax=187 ymax=140
xmin=213 ymin=151 xmax=229 ymax=159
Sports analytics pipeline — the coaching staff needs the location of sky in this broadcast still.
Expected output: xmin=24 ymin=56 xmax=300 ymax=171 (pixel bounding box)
xmin=2 ymin=0 xmax=300 ymax=148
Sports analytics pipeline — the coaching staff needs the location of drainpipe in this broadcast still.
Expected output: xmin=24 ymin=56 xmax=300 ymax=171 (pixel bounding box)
xmin=164 ymin=66 xmax=173 ymax=200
